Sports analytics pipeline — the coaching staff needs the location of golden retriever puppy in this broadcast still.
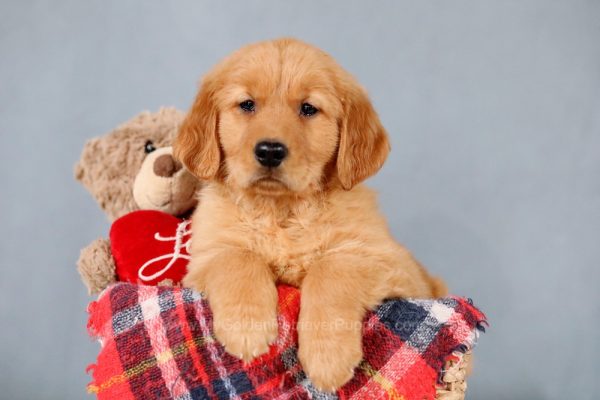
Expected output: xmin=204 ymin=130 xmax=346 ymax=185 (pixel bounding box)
xmin=175 ymin=38 xmax=446 ymax=392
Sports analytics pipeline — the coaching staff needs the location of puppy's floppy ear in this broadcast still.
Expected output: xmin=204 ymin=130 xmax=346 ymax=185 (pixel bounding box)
xmin=336 ymin=81 xmax=390 ymax=190
xmin=174 ymin=73 xmax=221 ymax=180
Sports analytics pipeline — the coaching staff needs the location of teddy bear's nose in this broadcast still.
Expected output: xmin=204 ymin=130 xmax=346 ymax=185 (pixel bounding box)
xmin=153 ymin=154 xmax=182 ymax=177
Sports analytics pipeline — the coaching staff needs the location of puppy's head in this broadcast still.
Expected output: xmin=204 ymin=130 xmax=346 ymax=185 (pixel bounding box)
xmin=175 ymin=38 xmax=389 ymax=196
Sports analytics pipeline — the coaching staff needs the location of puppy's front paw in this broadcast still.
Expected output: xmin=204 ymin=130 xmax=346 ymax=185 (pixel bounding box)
xmin=212 ymin=303 xmax=278 ymax=363
xmin=298 ymin=325 xmax=363 ymax=393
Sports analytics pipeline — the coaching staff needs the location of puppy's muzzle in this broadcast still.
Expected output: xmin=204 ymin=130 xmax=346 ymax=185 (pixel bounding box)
xmin=254 ymin=141 xmax=288 ymax=168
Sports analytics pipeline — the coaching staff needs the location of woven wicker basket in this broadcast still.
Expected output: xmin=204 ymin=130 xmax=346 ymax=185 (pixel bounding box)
xmin=436 ymin=351 xmax=472 ymax=400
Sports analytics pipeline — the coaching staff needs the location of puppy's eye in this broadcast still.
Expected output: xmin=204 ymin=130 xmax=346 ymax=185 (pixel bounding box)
xmin=300 ymin=102 xmax=318 ymax=117
xmin=239 ymin=100 xmax=255 ymax=113
xmin=144 ymin=140 xmax=156 ymax=154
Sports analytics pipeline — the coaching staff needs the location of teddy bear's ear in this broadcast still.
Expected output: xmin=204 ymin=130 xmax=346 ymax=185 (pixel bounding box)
xmin=74 ymin=162 xmax=84 ymax=181
xmin=74 ymin=138 xmax=99 ymax=185
xmin=75 ymin=136 xmax=138 ymax=220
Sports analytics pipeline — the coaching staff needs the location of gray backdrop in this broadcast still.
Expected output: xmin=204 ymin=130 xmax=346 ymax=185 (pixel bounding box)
xmin=1 ymin=1 xmax=598 ymax=399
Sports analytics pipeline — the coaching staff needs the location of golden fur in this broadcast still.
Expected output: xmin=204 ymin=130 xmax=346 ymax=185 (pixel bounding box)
xmin=175 ymin=38 xmax=446 ymax=392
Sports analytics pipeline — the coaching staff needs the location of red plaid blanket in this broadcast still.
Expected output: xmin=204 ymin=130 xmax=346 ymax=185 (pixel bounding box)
xmin=87 ymin=283 xmax=485 ymax=400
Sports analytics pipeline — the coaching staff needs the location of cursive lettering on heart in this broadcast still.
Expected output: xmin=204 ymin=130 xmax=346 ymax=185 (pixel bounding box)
xmin=138 ymin=220 xmax=192 ymax=282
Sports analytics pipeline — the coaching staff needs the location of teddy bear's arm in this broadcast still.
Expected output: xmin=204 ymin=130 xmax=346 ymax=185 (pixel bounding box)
xmin=77 ymin=238 xmax=117 ymax=294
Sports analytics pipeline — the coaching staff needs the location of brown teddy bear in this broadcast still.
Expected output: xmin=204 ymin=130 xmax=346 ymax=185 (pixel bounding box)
xmin=75 ymin=108 xmax=201 ymax=294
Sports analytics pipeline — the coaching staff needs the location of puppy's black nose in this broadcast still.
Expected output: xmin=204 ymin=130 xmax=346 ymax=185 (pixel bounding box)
xmin=254 ymin=141 xmax=288 ymax=168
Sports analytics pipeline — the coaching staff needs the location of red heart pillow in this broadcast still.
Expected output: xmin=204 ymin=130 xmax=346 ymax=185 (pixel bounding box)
xmin=110 ymin=210 xmax=191 ymax=286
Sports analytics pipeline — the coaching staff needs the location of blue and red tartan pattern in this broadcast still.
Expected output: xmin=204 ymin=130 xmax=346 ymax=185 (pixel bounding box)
xmin=87 ymin=283 xmax=486 ymax=400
